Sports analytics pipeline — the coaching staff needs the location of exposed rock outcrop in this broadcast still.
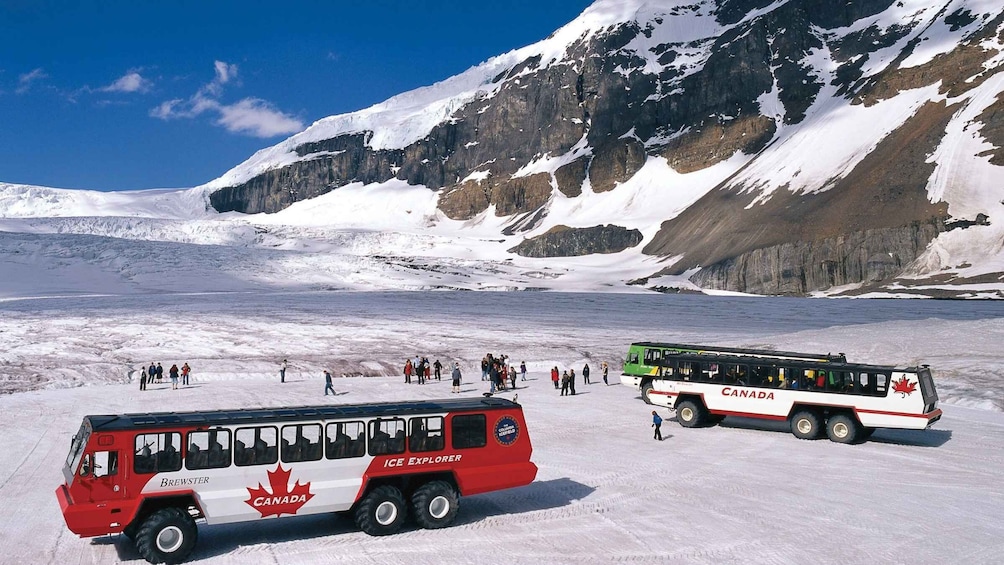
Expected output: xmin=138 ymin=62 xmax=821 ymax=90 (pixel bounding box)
xmin=509 ymin=225 xmax=643 ymax=257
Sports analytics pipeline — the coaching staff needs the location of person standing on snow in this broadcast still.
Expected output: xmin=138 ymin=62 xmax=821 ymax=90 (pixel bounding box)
xmin=602 ymin=361 xmax=609 ymax=385
xmin=451 ymin=363 xmax=462 ymax=393
xmin=404 ymin=359 xmax=413 ymax=384
xmin=551 ymin=366 xmax=560 ymax=389
xmin=181 ymin=362 xmax=191 ymax=385
xmin=148 ymin=362 xmax=156 ymax=385
xmin=139 ymin=366 xmax=148 ymax=391
xmin=155 ymin=362 xmax=164 ymax=384
xmin=520 ymin=361 xmax=527 ymax=381
xmin=652 ymin=410 xmax=663 ymax=441
xmin=169 ymin=364 xmax=180 ymax=390
xmin=583 ymin=363 xmax=591 ymax=385
xmin=280 ymin=359 xmax=287 ymax=383
xmin=569 ymin=368 xmax=577 ymax=395
xmin=433 ymin=359 xmax=443 ymax=381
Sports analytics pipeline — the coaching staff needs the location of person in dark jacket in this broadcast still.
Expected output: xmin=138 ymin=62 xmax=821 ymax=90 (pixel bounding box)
xmin=569 ymin=368 xmax=577 ymax=395
xmin=169 ymin=364 xmax=180 ymax=390
xmin=433 ymin=359 xmax=443 ymax=381
xmin=652 ymin=410 xmax=663 ymax=441
xmin=602 ymin=361 xmax=609 ymax=385
xmin=148 ymin=363 xmax=156 ymax=384
xmin=155 ymin=362 xmax=163 ymax=383
xmin=139 ymin=366 xmax=148 ymax=391
xmin=324 ymin=370 xmax=336 ymax=396
xmin=583 ymin=363 xmax=591 ymax=384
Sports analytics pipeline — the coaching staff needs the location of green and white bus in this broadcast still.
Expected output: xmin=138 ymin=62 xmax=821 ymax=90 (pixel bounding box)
xmin=620 ymin=343 xmax=940 ymax=443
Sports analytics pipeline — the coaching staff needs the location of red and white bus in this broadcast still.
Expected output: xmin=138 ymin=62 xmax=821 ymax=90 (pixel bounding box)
xmin=621 ymin=347 xmax=941 ymax=443
xmin=56 ymin=397 xmax=537 ymax=564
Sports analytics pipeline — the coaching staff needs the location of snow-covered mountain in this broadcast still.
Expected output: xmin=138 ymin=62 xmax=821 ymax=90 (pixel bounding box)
xmin=3 ymin=0 xmax=1004 ymax=298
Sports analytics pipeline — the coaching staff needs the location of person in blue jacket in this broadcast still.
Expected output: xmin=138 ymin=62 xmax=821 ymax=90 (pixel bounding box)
xmin=652 ymin=410 xmax=663 ymax=441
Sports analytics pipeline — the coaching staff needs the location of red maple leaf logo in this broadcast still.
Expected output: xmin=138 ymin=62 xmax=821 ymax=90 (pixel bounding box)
xmin=891 ymin=376 xmax=918 ymax=398
xmin=244 ymin=464 xmax=314 ymax=518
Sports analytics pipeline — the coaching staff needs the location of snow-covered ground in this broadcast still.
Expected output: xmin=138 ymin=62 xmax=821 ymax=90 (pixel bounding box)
xmin=0 ymin=291 xmax=1002 ymax=563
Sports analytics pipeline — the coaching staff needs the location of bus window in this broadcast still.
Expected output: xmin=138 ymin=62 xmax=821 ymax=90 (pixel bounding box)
xmin=187 ymin=429 xmax=232 ymax=470
xmin=750 ymin=365 xmax=772 ymax=387
xmin=875 ymin=372 xmax=890 ymax=396
xmin=369 ymin=418 xmax=406 ymax=456
xmin=678 ymin=361 xmax=700 ymax=381
xmin=93 ymin=450 xmax=118 ymax=478
xmin=643 ymin=348 xmax=662 ymax=366
xmin=409 ymin=416 xmax=445 ymax=452
xmin=452 ymin=414 xmax=487 ymax=449
xmin=326 ymin=421 xmax=365 ymax=459
xmin=234 ymin=427 xmax=278 ymax=467
xmin=627 ymin=352 xmax=640 ymax=364
xmin=134 ymin=432 xmax=182 ymax=474
xmin=282 ymin=424 xmax=322 ymax=463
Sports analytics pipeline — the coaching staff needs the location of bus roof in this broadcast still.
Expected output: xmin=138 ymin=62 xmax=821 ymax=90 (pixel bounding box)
xmin=656 ymin=349 xmax=910 ymax=372
xmin=85 ymin=397 xmax=519 ymax=432
xmin=630 ymin=342 xmax=847 ymax=362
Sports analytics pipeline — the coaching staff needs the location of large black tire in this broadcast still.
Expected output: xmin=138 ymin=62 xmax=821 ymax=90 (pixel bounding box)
xmin=640 ymin=382 xmax=654 ymax=405
xmin=410 ymin=480 xmax=460 ymax=530
xmin=676 ymin=399 xmax=707 ymax=428
xmin=790 ymin=409 xmax=823 ymax=440
xmin=122 ymin=520 xmax=139 ymax=541
xmin=135 ymin=507 xmax=198 ymax=565
xmin=826 ymin=413 xmax=861 ymax=444
xmin=355 ymin=485 xmax=407 ymax=536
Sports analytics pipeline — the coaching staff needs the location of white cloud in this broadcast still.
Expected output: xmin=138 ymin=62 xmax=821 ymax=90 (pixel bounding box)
xmin=16 ymin=68 xmax=48 ymax=94
xmin=101 ymin=71 xmax=152 ymax=93
xmin=149 ymin=99 xmax=185 ymax=119
xmin=149 ymin=61 xmax=302 ymax=137
xmin=214 ymin=61 xmax=238 ymax=84
xmin=215 ymin=98 xmax=304 ymax=137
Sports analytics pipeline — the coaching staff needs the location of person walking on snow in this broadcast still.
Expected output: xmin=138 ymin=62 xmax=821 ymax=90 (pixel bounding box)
xmin=324 ymin=370 xmax=336 ymax=396
xmin=280 ymin=359 xmax=287 ymax=383
xmin=434 ymin=359 xmax=443 ymax=381
xmin=652 ymin=410 xmax=663 ymax=441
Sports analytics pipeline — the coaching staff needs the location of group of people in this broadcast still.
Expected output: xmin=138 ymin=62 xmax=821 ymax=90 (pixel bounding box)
xmin=550 ymin=362 xmax=610 ymax=395
xmin=403 ymin=356 xmax=445 ymax=385
xmin=480 ymin=353 xmax=525 ymax=393
xmin=138 ymin=362 xmax=191 ymax=391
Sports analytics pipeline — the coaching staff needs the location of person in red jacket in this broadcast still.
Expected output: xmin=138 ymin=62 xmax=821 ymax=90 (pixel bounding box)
xmin=551 ymin=366 xmax=559 ymax=389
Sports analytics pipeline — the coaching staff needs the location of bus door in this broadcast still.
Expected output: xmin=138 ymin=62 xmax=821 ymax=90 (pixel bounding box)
xmin=78 ymin=438 xmax=125 ymax=503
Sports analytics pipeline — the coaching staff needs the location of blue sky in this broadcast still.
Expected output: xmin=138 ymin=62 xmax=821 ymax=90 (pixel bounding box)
xmin=1 ymin=0 xmax=592 ymax=191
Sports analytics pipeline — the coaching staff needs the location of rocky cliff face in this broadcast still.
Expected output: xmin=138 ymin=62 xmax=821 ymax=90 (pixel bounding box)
xmin=207 ymin=0 xmax=1004 ymax=297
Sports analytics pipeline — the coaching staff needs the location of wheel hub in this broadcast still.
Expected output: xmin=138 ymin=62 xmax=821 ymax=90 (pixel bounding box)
xmin=156 ymin=525 xmax=184 ymax=553
xmin=375 ymin=501 xmax=398 ymax=525
xmin=429 ymin=495 xmax=450 ymax=519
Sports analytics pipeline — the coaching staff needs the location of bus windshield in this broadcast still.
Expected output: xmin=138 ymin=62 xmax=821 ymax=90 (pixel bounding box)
xmin=65 ymin=422 xmax=90 ymax=472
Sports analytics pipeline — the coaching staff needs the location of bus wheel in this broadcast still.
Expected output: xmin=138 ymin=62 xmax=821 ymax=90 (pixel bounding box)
xmin=411 ymin=480 xmax=460 ymax=529
xmin=641 ymin=383 xmax=654 ymax=405
xmin=790 ymin=410 xmax=822 ymax=440
xmin=826 ymin=414 xmax=861 ymax=444
xmin=676 ymin=399 xmax=707 ymax=428
xmin=135 ymin=507 xmax=198 ymax=565
xmin=355 ymin=485 xmax=407 ymax=536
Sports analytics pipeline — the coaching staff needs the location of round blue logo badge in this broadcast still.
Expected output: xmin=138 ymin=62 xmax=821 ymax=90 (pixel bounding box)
xmin=494 ymin=416 xmax=519 ymax=446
